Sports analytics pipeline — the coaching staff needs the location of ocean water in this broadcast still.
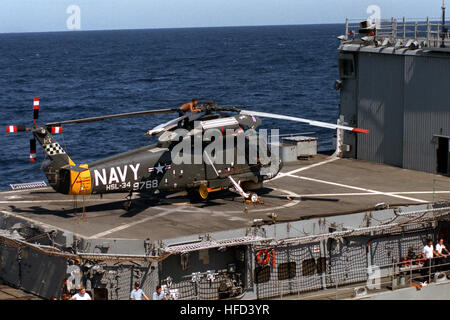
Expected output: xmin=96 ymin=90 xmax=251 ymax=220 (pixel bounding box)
xmin=0 ymin=24 xmax=343 ymax=189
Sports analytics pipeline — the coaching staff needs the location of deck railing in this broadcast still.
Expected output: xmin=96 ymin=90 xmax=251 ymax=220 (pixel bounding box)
xmin=343 ymin=17 xmax=450 ymax=48
xmin=290 ymin=257 xmax=450 ymax=300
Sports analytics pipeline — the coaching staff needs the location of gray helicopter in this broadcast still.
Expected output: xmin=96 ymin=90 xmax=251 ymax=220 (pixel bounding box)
xmin=6 ymin=98 xmax=369 ymax=209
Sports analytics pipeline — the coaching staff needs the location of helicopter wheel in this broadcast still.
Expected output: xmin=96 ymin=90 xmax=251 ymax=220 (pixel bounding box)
xmin=249 ymin=193 xmax=259 ymax=203
xmin=244 ymin=192 xmax=260 ymax=204
xmin=123 ymin=200 xmax=132 ymax=211
xmin=188 ymin=185 xmax=209 ymax=202
xmin=198 ymin=185 xmax=209 ymax=200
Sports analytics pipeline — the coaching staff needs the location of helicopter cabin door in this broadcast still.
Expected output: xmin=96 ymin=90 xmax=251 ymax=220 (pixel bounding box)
xmin=201 ymin=117 xmax=241 ymax=182
xmin=203 ymin=134 xmax=232 ymax=181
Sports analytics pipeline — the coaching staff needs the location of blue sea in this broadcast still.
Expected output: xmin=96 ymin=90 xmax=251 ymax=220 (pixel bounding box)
xmin=0 ymin=24 xmax=343 ymax=189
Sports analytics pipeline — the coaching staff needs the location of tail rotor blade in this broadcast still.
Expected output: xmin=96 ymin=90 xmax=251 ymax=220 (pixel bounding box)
xmin=6 ymin=125 xmax=27 ymax=133
xmin=50 ymin=126 xmax=63 ymax=134
xmin=30 ymin=138 xmax=37 ymax=162
xmin=33 ymin=97 xmax=39 ymax=123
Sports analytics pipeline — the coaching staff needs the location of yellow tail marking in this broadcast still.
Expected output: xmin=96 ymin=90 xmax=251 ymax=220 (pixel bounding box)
xmin=69 ymin=164 xmax=92 ymax=195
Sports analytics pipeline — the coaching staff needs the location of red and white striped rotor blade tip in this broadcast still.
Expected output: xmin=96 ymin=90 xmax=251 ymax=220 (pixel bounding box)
xmin=33 ymin=97 xmax=39 ymax=109
xmin=51 ymin=126 xmax=63 ymax=134
xmin=30 ymin=139 xmax=36 ymax=162
xmin=240 ymin=110 xmax=370 ymax=134
xmin=6 ymin=125 xmax=27 ymax=133
xmin=6 ymin=125 xmax=18 ymax=133
xmin=33 ymin=97 xmax=39 ymax=122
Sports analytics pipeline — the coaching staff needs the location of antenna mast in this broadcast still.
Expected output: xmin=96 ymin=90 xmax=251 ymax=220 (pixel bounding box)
xmin=442 ymin=0 xmax=447 ymax=48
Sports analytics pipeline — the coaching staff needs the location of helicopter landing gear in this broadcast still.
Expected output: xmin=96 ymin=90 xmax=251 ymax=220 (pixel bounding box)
xmin=228 ymin=176 xmax=262 ymax=204
xmin=250 ymin=192 xmax=259 ymax=203
xmin=123 ymin=190 xmax=133 ymax=211
xmin=244 ymin=192 xmax=263 ymax=204
xmin=188 ymin=184 xmax=209 ymax=202
xmin=198 ymin=184 xmax=209 ymax=200
xmin=123 ymin=200 xmax=132 ymax=211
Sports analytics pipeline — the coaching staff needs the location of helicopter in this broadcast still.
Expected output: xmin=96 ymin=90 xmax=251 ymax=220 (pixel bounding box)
xmin=6 ymin=98 xmax=369 ymax=210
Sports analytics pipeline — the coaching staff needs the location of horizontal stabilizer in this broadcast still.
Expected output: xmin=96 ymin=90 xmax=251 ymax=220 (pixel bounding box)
xmin=62 ymin=165 xmax=89 ymax=173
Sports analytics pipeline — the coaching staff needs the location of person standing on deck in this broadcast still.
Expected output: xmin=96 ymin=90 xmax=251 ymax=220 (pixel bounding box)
xmin=130 ymin=282 xmax=150 ymax=300
xmin=152 ymin=285 xmax=168 ymax=300
xmin=420 ymin=239 xmax=439 ymax=284
xmin=70 ymin=285 xmax=92 ymax=300
xmin=436 ymin=238 xmax=450 ymax=271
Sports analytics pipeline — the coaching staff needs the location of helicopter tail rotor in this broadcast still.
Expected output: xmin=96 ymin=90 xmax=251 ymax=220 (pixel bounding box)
xmin=5 ymin=97 xmax=64 ymax=162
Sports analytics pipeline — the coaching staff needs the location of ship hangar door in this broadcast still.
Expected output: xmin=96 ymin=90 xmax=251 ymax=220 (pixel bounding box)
xmin=436 ymin=136 xmax=450 ymax=175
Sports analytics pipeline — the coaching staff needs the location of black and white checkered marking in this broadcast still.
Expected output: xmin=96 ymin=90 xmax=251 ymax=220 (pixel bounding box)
xmin=44 ymin=143 xmax=66 ymax=155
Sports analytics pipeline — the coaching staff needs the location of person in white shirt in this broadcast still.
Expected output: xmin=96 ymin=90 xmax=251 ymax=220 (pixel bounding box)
xmin=152 ymin=285 xmax=168 ymax=300
xmin=420 ymin=239 xmax=439 ymax=284
xmin=435 ymin=238 xmax=450 ymax=271
xmin=130 ymin=282 xmax=150 ymax=300
xmin=70 ymin=285 xmax=92 ymax=300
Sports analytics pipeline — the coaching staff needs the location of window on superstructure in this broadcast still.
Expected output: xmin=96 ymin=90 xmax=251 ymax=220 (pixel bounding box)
xmin=254 ymin=265 xmax=271 ymax=284
xmin=302 ymin=258 xmax=316 ymax=276
xmin=339 ymin=57 xmax=355 ymax=79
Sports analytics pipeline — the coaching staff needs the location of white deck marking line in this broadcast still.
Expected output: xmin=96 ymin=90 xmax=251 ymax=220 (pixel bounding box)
xmin=286 ymin=174 xmax=428 ymax=203
xmin=88 ymin=206 xmax=186 ymax=239
xmin=387 ymin=191 xmax=450 ymax=195
xmin=277 ymin=191 xmax=450 ymax=197
xmin=0 ymin=210 xmax=86 ymax=239
xmin=269 ymin=157 xmax=339 ymax=181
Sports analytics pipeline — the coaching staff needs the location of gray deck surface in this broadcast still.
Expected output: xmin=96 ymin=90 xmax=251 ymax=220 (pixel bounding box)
xmin=0 ymin=155 xmax=448 ymax=241
xmin=0 ymin=281 xmax=42 ymax=300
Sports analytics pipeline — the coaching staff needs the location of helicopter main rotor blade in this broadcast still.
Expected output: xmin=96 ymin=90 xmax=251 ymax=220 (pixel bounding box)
xmin=239 ymin=110 xmax=369 ymax=134
xmin=145 ymin=112 xmax=206 ymax=136
xmin=146 ymin=114 xmax=190 ymax=136
xmin=46 ymin=108 xmax=179 ymax=126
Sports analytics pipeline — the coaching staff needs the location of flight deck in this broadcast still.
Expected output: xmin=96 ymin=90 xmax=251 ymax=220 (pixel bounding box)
xmin=1 ymin=154 xmax=448 ymax=241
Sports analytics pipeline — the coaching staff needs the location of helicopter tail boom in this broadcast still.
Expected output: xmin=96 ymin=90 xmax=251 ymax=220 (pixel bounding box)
xmin=6 ymin=98 xmax=92 ymax=195
xmin=31 ymin=125 xmax=92 ymax=195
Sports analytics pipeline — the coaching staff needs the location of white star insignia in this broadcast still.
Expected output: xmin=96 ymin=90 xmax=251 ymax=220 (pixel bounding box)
xmin=155 ymin=163 xmax=165 ymax=174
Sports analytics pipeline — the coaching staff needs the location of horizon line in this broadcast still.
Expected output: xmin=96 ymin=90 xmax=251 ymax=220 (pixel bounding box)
xmin=0 ymin=21 xmax=346 ymax=35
